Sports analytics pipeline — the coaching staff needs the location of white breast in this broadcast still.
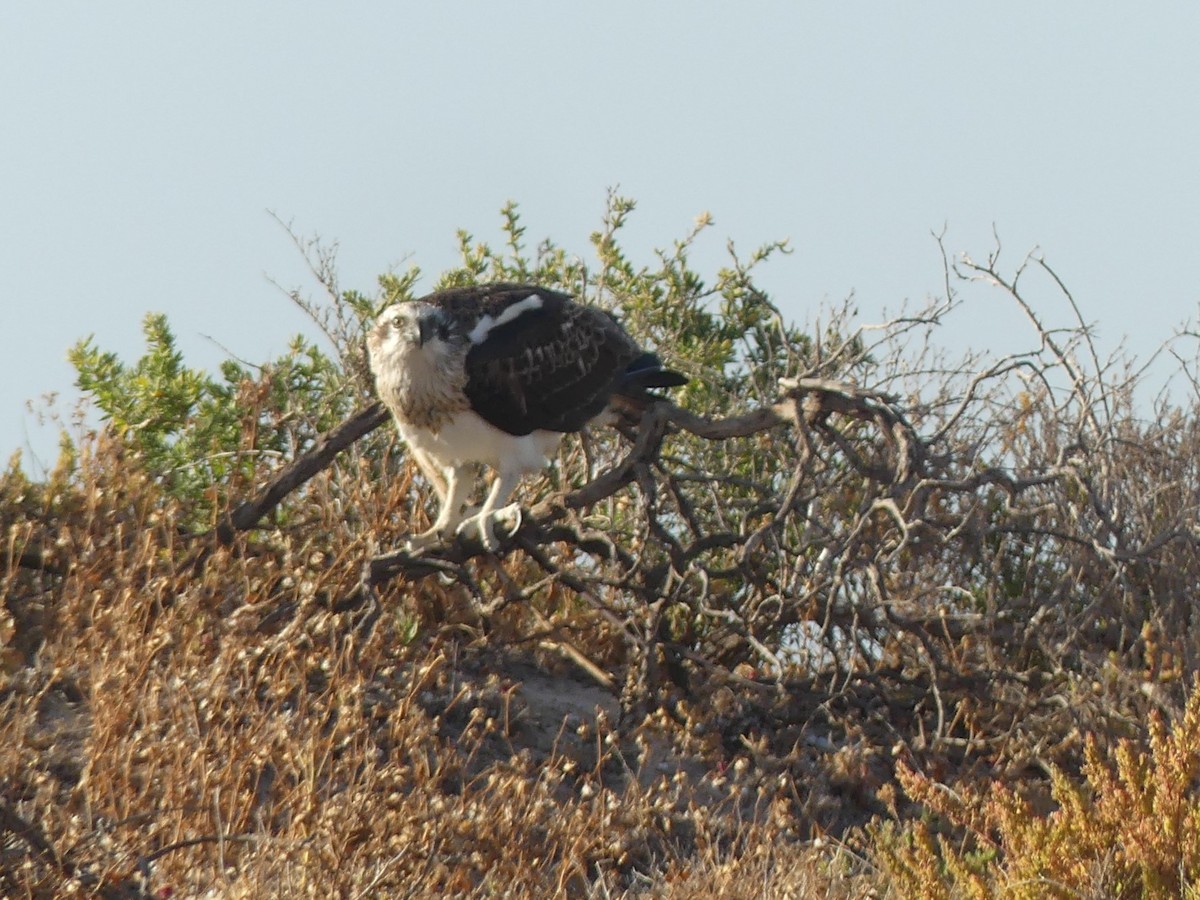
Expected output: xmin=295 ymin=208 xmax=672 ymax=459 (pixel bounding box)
xmin=399 ymin=410 xmax=563 ymax=474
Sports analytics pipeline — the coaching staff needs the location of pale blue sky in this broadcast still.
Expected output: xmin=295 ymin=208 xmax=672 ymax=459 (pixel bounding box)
xmin=5 ymin=3 xmax=1200 ymax=469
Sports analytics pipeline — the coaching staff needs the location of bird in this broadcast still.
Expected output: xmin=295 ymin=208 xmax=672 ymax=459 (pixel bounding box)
xmin=367 ymin=282 xmax=688 ymax=551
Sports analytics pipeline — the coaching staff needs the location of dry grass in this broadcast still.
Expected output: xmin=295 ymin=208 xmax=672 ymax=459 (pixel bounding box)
xmin=11 ymin=241 xmax=1200 ymax=896
xmin=0 ymin=436 xmax=883 ymax=898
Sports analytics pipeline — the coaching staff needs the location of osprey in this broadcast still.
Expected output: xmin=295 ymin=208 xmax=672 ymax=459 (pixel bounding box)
xmin=367 ymin=283 xmax=688 ymax=551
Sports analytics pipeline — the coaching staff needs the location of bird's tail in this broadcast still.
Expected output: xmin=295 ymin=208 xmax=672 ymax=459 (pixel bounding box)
xmin=618 ymin=351 xmax=688 ymax=395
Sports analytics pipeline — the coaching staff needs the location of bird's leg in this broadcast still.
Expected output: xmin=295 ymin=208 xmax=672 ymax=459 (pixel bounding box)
xmin=406 ymin=465 xmax=473 ymax=552
xmin=431 ymin=465 xmax=474 ymax=534
xmin=408 ymin=446 xmax=449 ymax=504
xmin=456 ymin=470 xmax=523 ymax=551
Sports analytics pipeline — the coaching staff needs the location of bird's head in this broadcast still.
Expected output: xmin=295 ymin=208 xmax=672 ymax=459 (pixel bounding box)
xmin=368 ymin=302 xmax=459 ymax=371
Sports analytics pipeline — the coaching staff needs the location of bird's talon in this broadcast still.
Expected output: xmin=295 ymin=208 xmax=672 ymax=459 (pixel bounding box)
xmin=403 ymin=527 xmax=451 ymax=554
xmin=455 ymin=504 xmax=523 ymax=551
xmin=494 ymin=503 xmax=523 ymax=536
xmin=455 ymin=515 xmax=497 ymax=551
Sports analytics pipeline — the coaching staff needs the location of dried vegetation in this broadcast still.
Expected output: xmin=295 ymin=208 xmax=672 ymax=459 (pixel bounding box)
xmin=6 ymin=204 xmax=1200 ymax=897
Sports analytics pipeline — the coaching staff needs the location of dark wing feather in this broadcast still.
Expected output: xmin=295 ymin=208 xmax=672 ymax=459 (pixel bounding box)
xmin=409 ymin=282 xmax=686 ymax=436
xmin=461 ymin=291 xmax=641 ymax=436
xmin=426 ymin=282 xmax=572 ymax=325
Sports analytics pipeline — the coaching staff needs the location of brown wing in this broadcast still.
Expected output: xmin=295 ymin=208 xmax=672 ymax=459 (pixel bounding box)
xmin=456 ymin=288 xmax=640 ymax=436
xmin=426 ymin=282 xmax=563 ymax=324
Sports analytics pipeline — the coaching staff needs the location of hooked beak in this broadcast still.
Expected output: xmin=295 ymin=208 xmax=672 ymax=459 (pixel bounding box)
xmin=416 ymin=312 xmax=445 ymax=346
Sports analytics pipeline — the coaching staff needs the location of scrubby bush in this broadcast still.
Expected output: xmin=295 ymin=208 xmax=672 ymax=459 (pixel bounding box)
xmin=4 ymin=195 xmax=1200 ymax=896
xmin=876 ymin=680 xmax=1200 ymax=899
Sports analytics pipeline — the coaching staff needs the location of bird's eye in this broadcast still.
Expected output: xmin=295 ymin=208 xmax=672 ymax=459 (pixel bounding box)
xmin=391 ymin=315 xmax=404 ymax=329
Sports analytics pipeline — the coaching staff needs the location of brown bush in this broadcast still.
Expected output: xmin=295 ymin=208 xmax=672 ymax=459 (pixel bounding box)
xmin=6 ymin=209 xmax=1200 ymax=896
